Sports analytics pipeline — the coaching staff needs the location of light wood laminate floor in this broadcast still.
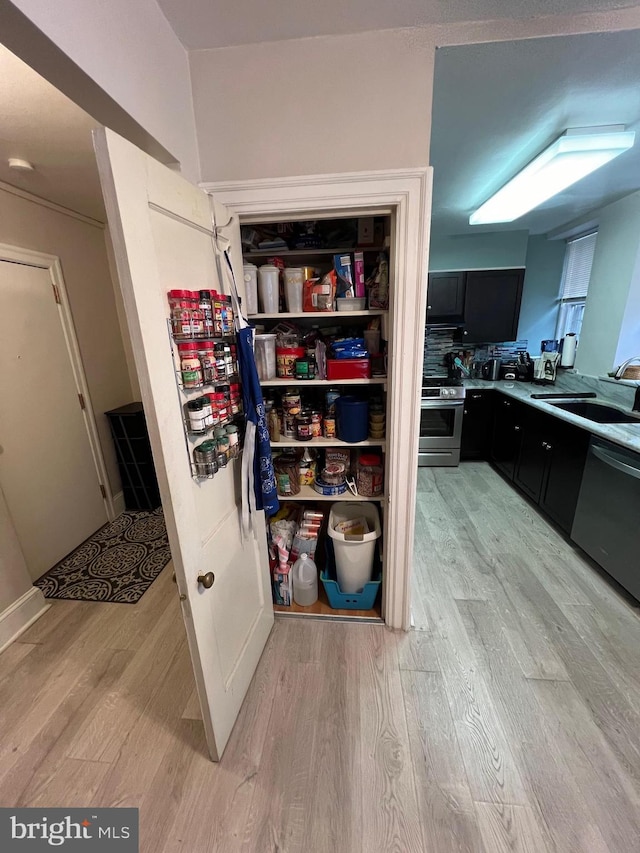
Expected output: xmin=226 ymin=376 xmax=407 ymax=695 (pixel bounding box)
xmin=1 ymin=461 xmax=639 ymax=852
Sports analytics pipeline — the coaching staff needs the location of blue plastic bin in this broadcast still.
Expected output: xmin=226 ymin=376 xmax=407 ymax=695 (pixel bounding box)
xmin=320 ymin=537 xmax=381 ymax=610
xmin=335 ymin=396 xmax=368 ymax=442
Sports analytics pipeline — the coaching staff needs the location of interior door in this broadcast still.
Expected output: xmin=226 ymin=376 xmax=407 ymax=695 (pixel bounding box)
xmin=94 ymin=127 xmax=274 ymax=761
xmin=0 ymin=259 xmax=108 ymax=580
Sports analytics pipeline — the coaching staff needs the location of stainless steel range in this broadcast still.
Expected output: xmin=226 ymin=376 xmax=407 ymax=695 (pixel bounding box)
xmin=418 ymin=378 xmax=466 ymax=467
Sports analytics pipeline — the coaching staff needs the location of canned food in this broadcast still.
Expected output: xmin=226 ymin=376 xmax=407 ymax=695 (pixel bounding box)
xmin=295 ymin=411 xmax=313 ymax=441
xmin=323 ymin=415 xmax=336 ymax=438
xmin=311 ymin=411 xmax=323 ymax=438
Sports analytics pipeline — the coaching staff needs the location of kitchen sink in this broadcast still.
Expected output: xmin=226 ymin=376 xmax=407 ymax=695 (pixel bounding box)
xmin=550 ymin=401 xmax=640 ymax=423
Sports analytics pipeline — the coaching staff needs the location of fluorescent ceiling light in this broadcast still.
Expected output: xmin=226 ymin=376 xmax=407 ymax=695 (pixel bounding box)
xmin=469 ymin=126 xmax=635 ymax=225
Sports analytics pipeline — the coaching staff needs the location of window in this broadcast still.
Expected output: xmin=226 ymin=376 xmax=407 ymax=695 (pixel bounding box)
xmin=555 ymin=231 xmax=597 ymax=340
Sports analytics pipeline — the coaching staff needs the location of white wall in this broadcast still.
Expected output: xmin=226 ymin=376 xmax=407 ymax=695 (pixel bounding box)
xmin=0 ymin=485 xmax=33 ymax=612
xmin=190 ymin=28 xmax=436 ymax=181
xmin=429 ymin=230 xmax=528 ymax=271
xmin=575 ymin=191 xmax=640 ymax=376
xmin=9 ymin=0 xmax=199 ymax=179
xmin=0 ymin=186 xmax=134 ymax=495
xmin=518 ymin=235 xmax=566 ymax=350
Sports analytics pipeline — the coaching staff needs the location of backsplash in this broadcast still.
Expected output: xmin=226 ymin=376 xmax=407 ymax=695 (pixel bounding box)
xmin=423 ymin=328 xmax=529 ymax=376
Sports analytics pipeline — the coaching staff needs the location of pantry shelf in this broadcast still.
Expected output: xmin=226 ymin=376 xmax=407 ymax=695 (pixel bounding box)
xmin=249 ymin=310 xmax=386 ymax=320
xmin=244 ymin=246 xmax=387 ymax=259
xmin=260 ymin=377 xmax=386 ymax=387
xmin=273 ymin=582 xmax=382 ymax=620
xmin=278 ymin=486 xmax=385 ymax=502
xmin=271 ymin=438 xmax=385 ymax=449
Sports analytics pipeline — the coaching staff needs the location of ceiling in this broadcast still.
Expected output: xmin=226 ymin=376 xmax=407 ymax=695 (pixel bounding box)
xmin=0 ymin=44 xmax=104 ymax=222
xmin=430 ymin=29 xmax=640 ymax=239
xmin=156 ymin=0 xmax=636 ymax=50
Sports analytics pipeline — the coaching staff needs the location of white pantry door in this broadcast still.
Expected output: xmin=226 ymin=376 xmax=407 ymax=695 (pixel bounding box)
xmin=0 ymin=259 xmax=108 ymax=580
xmin=94 ymin=128 xmax=273 ymax=761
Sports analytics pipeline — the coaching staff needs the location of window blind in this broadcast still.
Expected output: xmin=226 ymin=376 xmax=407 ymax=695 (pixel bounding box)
xmin=560 ymin=232 xmax=597 ymax=300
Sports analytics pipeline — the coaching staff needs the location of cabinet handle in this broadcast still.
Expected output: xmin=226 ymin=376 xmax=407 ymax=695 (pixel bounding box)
xmin=504 ymin=401 xmax=511 ymax=407
xmin=546 ymin=444 xmax=553 ymax=451
xmin=463 ymin=330 xmax=468 ymax=336
xmin=471 ymin=393 xmax=482 ymax=399
xmin=514 ymin=425 xmax=521 ymax=431
xmin=541 ymin=441 xmax=548 ymax=449
xmin=427 ymin=305 xmax=432 ymax=310
xmin=464 ymin=409 xmax=468 ymax=415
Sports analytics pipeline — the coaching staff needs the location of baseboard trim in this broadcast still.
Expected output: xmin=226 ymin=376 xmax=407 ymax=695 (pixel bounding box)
xmin=0 ymin=587 xmax=50 ymax=654
xmin=112 ymin=490 xmax=126 ymax=518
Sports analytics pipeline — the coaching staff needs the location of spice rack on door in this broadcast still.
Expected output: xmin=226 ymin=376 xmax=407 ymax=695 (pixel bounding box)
xmin=167 ymin=319 xmax=245 ymax=480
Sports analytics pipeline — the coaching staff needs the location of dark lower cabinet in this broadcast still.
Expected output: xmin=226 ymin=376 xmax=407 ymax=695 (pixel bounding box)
xmin=538 ymin=421 xmax=590 ymax=533
xmin=461 ymin=390 xmax=494 ymax=460
xmin=489 ymin=395 xmax=524 ymax=479
xmin=510 ymin=403 xmax=589 ymax=534
xmin=106 ymin=402 xmax=161 ymax=511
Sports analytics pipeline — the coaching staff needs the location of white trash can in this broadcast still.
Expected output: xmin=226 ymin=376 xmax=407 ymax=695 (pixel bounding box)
xmin=328 ymin=502 xmax=381 ymax=594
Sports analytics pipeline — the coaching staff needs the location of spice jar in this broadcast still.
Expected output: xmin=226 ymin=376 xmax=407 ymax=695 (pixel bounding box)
xmin=213 ymin=291 xmax=224 ymax=336
xmin=213 ymin=392 xmax=228 ymax=423
xmin=200 ymin=394 xmax=213 ymax=429
xmin=197 ymin=343 xmax=217 ymax=384
xmin=205 ymin=393 xmax=219 ymax=428
xmin=188 ymin=291 xmax=205 ymax=337
xmin=187 ymin=398 xmax=206 ymax=433
xmin=178 ymin=342 xmax=203 ymax=388
xmin=223 ymin=343 xmax=233 ymax=378
xmin=217 ymin=451 xmax=228 ymax=469
xmin=225 ymin=424 xmax=239 ymax=456
xmin=214 ymin=426 xmax=230 ymax=456
xmin=193 ymin=440 xmax=218 ymax=477
xmin=295 ymin=411 xmax=313 ymax=441
xmin=168 ymin=289 xmax=192 ymax=338
xmin=214 ymin=343 xmax=226 ymax=379
xmin=356 ymin=453 xmax=384 ymax=497
xmin=199 ymin=290 xmax=214 ymax=337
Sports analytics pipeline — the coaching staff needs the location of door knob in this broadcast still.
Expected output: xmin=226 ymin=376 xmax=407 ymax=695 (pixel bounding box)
xmin=197 ymin=572 xmax=215 ymax=589
xmin=514 ymin=425 xmax=521 ymax=431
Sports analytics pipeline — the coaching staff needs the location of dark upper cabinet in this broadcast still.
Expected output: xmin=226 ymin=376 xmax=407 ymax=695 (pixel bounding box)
xmin=461 ymin=390 xmax=494 ymax=460
xmin=463 ymin=269 xmax=525 ymax=343
xmin=426 ymin=272 xmax=466 ymax=323
xmin=489 ymin=395 xmax=524 ymax=479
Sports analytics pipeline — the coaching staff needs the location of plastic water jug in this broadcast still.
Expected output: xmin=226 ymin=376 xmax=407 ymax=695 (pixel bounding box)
xmin=292 ymin=553 xmax=318 ymax=606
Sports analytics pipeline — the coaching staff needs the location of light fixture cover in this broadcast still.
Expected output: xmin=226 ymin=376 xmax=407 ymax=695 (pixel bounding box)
xmin=469 ymin=127 xmax=635 ymax=225
xmin=8 ymin=158 xmax=35 ymax=172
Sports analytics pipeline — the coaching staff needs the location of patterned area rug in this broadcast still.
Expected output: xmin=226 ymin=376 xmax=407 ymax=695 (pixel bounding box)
xmin=35 ymin=508 xmax=171 ymax=604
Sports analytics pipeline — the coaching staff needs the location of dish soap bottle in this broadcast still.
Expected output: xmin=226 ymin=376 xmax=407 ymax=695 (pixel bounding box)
xmin=292 ymin=553 xmax=318 ymax=607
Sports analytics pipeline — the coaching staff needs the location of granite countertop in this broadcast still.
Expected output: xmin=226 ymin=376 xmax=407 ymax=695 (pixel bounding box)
xmin=463 ymin=378 xmax=640 ymax=454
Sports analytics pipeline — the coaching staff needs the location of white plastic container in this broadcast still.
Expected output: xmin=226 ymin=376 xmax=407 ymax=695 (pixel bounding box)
xmin=243 ymin=263 xmax=259 ymax=315
xmin=254 ymin=333 xmax=277 ymax=381
xmin=328 ymin=502 xmax=381 ymax=594
xmin=292 ymin=553 xmax=318 ymax=606
xmin=336 ymin=297 xmax=366 ymax=311
xmin=258 ymin=265 xmax=280 ymax=314
xmin=283 ymin=267 xmax=304 ymax=313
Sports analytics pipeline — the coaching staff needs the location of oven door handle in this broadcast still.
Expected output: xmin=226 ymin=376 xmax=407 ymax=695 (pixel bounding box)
xmin=420 ymin=399 xmax=465 ymax=409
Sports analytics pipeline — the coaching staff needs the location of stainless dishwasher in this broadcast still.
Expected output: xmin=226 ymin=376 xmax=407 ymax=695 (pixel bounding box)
xmin=572 ymin=437 xmax=640 ymax=601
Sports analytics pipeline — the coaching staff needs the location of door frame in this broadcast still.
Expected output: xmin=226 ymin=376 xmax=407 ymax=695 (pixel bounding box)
xmin=0 ymin=243 xmax=114 ymax=519
xmin=203 ymin=168 xmax=433 ymax=630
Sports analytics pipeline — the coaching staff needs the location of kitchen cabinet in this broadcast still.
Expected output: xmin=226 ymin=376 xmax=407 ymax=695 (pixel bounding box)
xmin=491 ymin=396 xmax=590 ymax=533
xmin=517 ymin=414 xmax=589 ymax=533
xmin=426 ymin=271 xmax=465 ymax=323
xmin=463 ymin=269 xmax=524 ymax=343
xmin=489 ymin=394 xmax=524 ymax=478
xmin=461 ymin=390 xmax=494 ymax=460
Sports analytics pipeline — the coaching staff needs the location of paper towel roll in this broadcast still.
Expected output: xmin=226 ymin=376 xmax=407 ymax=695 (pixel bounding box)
xmin=560 ymin=333 xmax=578 ymax=368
